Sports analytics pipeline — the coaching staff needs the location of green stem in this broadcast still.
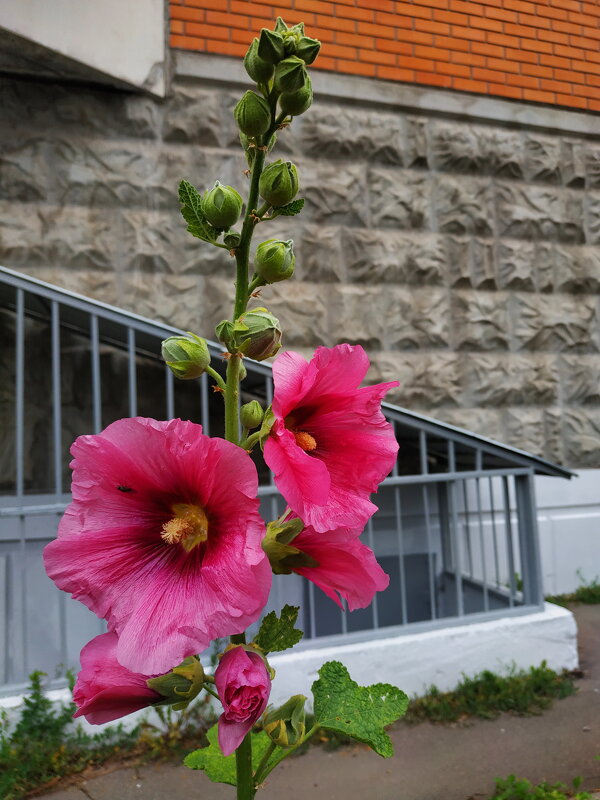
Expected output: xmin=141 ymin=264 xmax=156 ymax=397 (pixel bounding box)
xmin=235 ymin=733 xmax=255 ymax=800
xmin=203 ymin=683 xmax=219 ymax=700
xmin=224 ymin=355 xmax=242 ymax=445
xmin=256 ymin=726 xmax=318 ymax=783
xmin=234 ymin=149 xmax=266 ymax=321
xmin=205 ymin=365 xmax=226 ymax=392
xmin=248 ymin=274 xmax=265 ymax=295
xmin=253 ymin=741 xmax=276 ymax=787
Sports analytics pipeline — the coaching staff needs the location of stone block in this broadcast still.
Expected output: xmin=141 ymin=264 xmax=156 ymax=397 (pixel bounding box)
xmin=0 ymin=201 xmax=47 ymax=268
xmin=385 ymin=287 xmax=450 ymax=350
xmin=497 ymin=184 xmax=584 ymax=243
xmin=496 ymin=240 xmax=536 ymax=291
xmin=372 ymin=351 xmax=464 ymax=408
xmin=342 ymin=228 xmax=446 ymax=285
xmin=368 ymin=167 xmax=430 ymax=230
xmin=259 ymin=281 xmax=330 ymax=348
xmin=299 ymin=225 xmax=344 ymax=282
xmin=586 ymin=192 xmax=600 ymax=245
xmin=301 ymin=161 xmax=368 ymax=226
xmin=560 ymin=140 xmax=586 ymax=188
xmin=560 ymin=356 xmax=600 ymax=405
xmin=329 ymin=285 xmax=386 ymax=349
xmin=452 ymin=291 xmax=510 ymax=351
xmin=435 ymin=408 xmax=504 ymax=441
xmin=513 ymin=294 xmax=598 ymax=352
xmin=0 ymin=138 xmax=52 ymax=203
xmin=564 ymin=409 xmax=600 ymax=467
xmin=430 ymin=121 xmax=524 ymax=178
xmin=445 ymin=236 xmax=496 ymax=290
xmin=163 ymin=85 xmax=222 ymax=146
xmin=301 ymin=104 xmax=404 ymax=164
xmin=524 ymin=135 xmax=561 ymax=183
xmin=585 ymin=145 xmax=600 ymax=189
xmin=554 ymin=245 xmax=600 ymax=294
xmin=403 ymin=116 xmax=429 ymax=168
xmin=434 ymin=175 xmax=494 ymax=236
xmin=464 ymin=354 xmax=559 ymax=406
xmin=504 ymin=407 xmax=547 ymax=458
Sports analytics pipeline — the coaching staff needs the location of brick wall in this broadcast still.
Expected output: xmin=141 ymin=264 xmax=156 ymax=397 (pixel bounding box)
xmin=169 ymin=0 xmax=600 ymax=113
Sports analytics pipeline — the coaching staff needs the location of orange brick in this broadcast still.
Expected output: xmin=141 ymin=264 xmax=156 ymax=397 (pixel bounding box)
xmin=335 ymin=4 xmax=373 ymax=22
xmin=451 ymin=24 xmax=487 ymax=41
xmin=358 ymin=0 xmax=394 ymax=10
xmin=395 ymin=1 xmax=432 ymax=18
xmin=505 ymin=46 xmax=537 ymax=64
xmin=409 ymin=30 xmax=435 ymax=45
xmin=542 ymin=54 xmax=572 ymax=69
xmin=170 ymin=34 xmax=204 ymax=50
xmin=473 ymin=66 xmax=507 ymax=83
xmin=487 ymin=81 xmax=523 ymax=99
xmin=540 ymin=78 xmax=574 ymax=94
xmin=316 ymin=13 xmax=355 ymax=32
xmin=502 ymin=0 xmax=536 ymax=12
xmin=230 ymin=1 xmax=270 ymax=16
xmin=433 ymin=9 xmax=469 ymax=25
xmin=231 ymin=28 xmax=257 ymax=44
xmin=470 ymin=15 xmax=505 ymax=32
xmin=588 ymin=99 xmax=600 ymax=113
xmin=487 ymin=32 xmax=521 ymax=48
xmin=414 ymin=44 xmax=451 ymax=61
xmin=522 ymin=88 xmax=556 ymax=104
xmin=552 ymin=19 xmax=584 ymax=35
xmin=357 ymin=21 xmax=396 ymax=39
xmin=554 ymin=44 xmax=577 ymax=59
xmin=415 ymin=70 xmax=453 ymax=88
xmin=506 ymin=72 xmax=539 ymax=88
xmin=450 ymin=50 xmax=486 ymax=67
xmin=401 ymin=55 xmax=439 ymax=71
xmin=486 ymin=56 xmax=518 ymax=73
xmin=374 ymin=10 xmax=412 ymax=27
xmin=415 ymin=18 xmax=450 ymax=35
xmin=451 ymin=0 xmax=483 ymax=12
xmin=535 ymin=3 xmax=568 ymax=21
xmin=435 ymin=34 xmax=470 ymax=51
xmin=537 ymin=29 xmax=570 ymax=46
xmin=335 ymin=31 xmax=371 ymax=47
xmin=571 ymin=58 xmax=592 ymax=72
xmin=377 ymin=65 xmax=416 ymax=82
xmin=555 ymin=93 xmax=588 ymax=109
xmin=359 ymin=48 xmax=396 ymax=65
xmin=519 ymin=37 xmax=554 ymax=55
xmin=183 ymin=0 xmax=227 ymax=8
xmin=295 ymin=0 xmax=334 ymax=13
xmin=311 ymin=55 xmax=336 ymax=70
xmin=525 ymin=63 xmax=554 ymax=78
xmin=485 ymin=5 xmax=515 ymax=21
xmin=205 ymin=39 xmax=247 ymax=56
xmin=518 ymin=12 xmax=551 ymax=29
xmin=504 ymin=21 xmax=537 ymax=39
xmin=336 ymin=58 xmax=376 ymax=77
xmin=187 ymin=22 xmax=229 ymax=40
xmin=171 ymin=20 xmax=184 ymax=34
xmin=376 ymin=38 xmax=413 ymax=56
xmin=582 ymin=2 xmax=600 ymax=17
xmin=171 ymin=6 xmax=204 ymax=22
xmin=554 ymin=67 xmax=587 ymax=84
xmin=413 ymin=0 xmax=448 ymax=7
xmin=570 ymin=35 xmax=600 ymax=51
xmin=472 ymin=41 xmax=505 ymax=58
xmin=573 ymin=81 xmax=592 ymax=95
xmin=323 ymin=42 xmax=358 ymax=58
xmin=206 ymin=10 xmax=249 ymax=28
xmin=585 ymin=49 xmax=600 ymax=64
xmin=452 ymin=77 xmax=489 ymax=93
xmin=435 ymin=60 xmax=472 ymax=78
xmin=306 ymin=26 xmax=335 ymax=42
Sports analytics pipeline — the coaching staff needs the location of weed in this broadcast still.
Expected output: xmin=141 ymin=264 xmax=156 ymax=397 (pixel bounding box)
xmin=488 ymin=774 xmax=591 ymax=799
xmin=546 ymin=571 xmax=600 ymax=608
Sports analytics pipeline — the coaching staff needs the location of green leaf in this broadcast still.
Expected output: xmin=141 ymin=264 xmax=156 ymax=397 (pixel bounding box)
xmin=178 ymin=179 xmax=218 ymax=243
xmin=184 ymin=725 xmax=277 ymax=785
xmin=274 ymin=198 xmax=304 ymax=216
xmin=312 ymin=661 xmax=408 ymax=758
xmin=254 ymin=604 xmax=303 ymax=654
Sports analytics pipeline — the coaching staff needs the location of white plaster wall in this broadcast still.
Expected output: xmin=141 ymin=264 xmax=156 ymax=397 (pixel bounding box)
xmin=0 ymin=0 xmax=166 ymax=95
xmin=536 ymin=469 xmax=600 ymax=596
xmin=268 ymin=603 xmax=578 ymax=706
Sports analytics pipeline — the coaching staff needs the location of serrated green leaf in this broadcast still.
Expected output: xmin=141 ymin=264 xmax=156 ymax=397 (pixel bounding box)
xmin=275 ymin=198 xmax=304 ymax=216
xmin=178 ymin=179 xmax=218 ymax=243
xmin=312 ymin=661 xmax=408 ymax=758
xmin=254 ymin=604 xmax=303 ymax=654
xmin=184 ymin=725 xmax=276 ymax=785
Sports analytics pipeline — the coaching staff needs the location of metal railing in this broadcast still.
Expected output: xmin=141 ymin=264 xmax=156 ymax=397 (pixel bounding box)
xmin=0 ymin=266 xmax=565 ymax=694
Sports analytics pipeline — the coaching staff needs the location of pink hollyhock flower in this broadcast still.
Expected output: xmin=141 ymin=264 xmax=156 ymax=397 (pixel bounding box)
xmin=44 ymin=417 xmax=271 ymax=675
xmin=290 ymin=524 xmax=390 ymax=611
xmin=264 ymin=344 xmax=399 ymax=532
xmin=215 ymin=646 xmax=271 ymax=756
xmin=73 ymin=632 xmax=161 ymax=725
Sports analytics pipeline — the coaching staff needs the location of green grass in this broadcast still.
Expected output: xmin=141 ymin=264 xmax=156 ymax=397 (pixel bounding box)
xmin=546 ymin=572 xmax=600 ymax=608
xmin=488 ymin=774 xmax=592 ymax=799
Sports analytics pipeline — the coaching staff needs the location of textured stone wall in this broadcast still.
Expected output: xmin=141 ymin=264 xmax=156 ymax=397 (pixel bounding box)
xmin=1 ymin=70 xmax=600 ymax=467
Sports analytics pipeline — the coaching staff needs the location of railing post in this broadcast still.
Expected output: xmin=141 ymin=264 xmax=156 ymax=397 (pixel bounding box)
xmin=515 ymin=471 xmax=544 ymax=607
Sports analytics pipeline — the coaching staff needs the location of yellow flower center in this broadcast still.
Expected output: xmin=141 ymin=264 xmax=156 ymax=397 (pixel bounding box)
xmin=294 ymin=431 xmax=317 ymax=452
xmin=161 ymin=503 xmax=209 ymax=552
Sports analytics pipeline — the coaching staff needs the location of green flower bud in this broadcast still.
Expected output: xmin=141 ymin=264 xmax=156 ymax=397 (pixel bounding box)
xmin=258 ymin=27 xmax=285 ymax=64
xmin=161 ymin=332 xmax=210 ymax=380
xmin=201 ymin=181 xmax=242 ymax=229
xmin=295 ymin=35 xmax=321 ymax=65
xmin=259 ymin=160 xmax=299 ymax=208
xmin=274 ymin=56 xmax=307 ymax=93
xmin=215 ymin=319 xmax=234 ymax=347
xmin=231 ymin=307 xmax=282 ymax=361
xmin=279 ymin=75 xmax=313 ymax=117
xmin=255 ymin=238 xmax=295 ymax=283
xmin=223 ymin=231 xmax=241 ymax=249
xmin=264 ymin=695 xmax=307 ymax=748
xmin=240 ymin=400 xmax=264 ymax=430
xmin=261 ymin=517 xmax=318 ymax=575
xmin=146 ymin=656 xmax=205 ymax=711
xmin=234 ymin=91 xmax=271 ymax=138
xmin=274 ymin=17 xmax=288 ymax=34
xmin=244 ymin=38 xmax=274 ymax=83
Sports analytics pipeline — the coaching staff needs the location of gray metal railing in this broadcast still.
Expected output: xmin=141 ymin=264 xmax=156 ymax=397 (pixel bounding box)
xmin=0 ymin=265 xmax=559 ymax=695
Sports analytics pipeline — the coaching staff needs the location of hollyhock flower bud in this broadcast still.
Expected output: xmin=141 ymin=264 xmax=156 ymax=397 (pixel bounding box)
xmin=234 ymin=91 xmax=272 ymax=138
xmin=255 ymin=238 xmax=295 ymax=283
xmin=223 ymin=231 xmax=241 ymax=249
xmin=263 ymin=695 xmax=306 ymax=747
xmin=240 ymin=400 xmax=264 ymax=430
xmin=201 ymin=181 xmax=243 ymax=229
xmin=280 ymin=76 xmax=313 ymax=117
xmin=72 ymin=632 xmax=162 ymax=725
xmin=258 ymin=27 xmax=285 ymax=64
xmin=244 ymin=37 xmax=274 ymax=83
xmin=231 ymin=308 xmax=282 ymax=361
xmin=274 ymin=56 xmax=307 ymax=93
xmin=215 ymin=646 xmax=271 ymax=756
xmin=295 ymin=35 xmax=321 ymax=65
xmin=259 ymin=160 xmax=299 ymax=208
xmin=146 ymin=655 xmax=205 ymax=710
xmin=161 ymin=332 xmax=210 ymax=380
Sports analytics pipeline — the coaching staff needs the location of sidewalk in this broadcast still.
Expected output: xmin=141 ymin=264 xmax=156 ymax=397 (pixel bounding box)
xmin=40 ymin=604 xmax=600 ymax=800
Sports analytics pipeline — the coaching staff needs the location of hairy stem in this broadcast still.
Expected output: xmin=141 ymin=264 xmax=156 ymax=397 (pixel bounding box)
xmin=235 ymin=734 xmax=255 ymax=800
xmin=253 ymin=741 xmax=277 ymax=787
xmin=224 ymin=355 xmax=241 ymax=445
